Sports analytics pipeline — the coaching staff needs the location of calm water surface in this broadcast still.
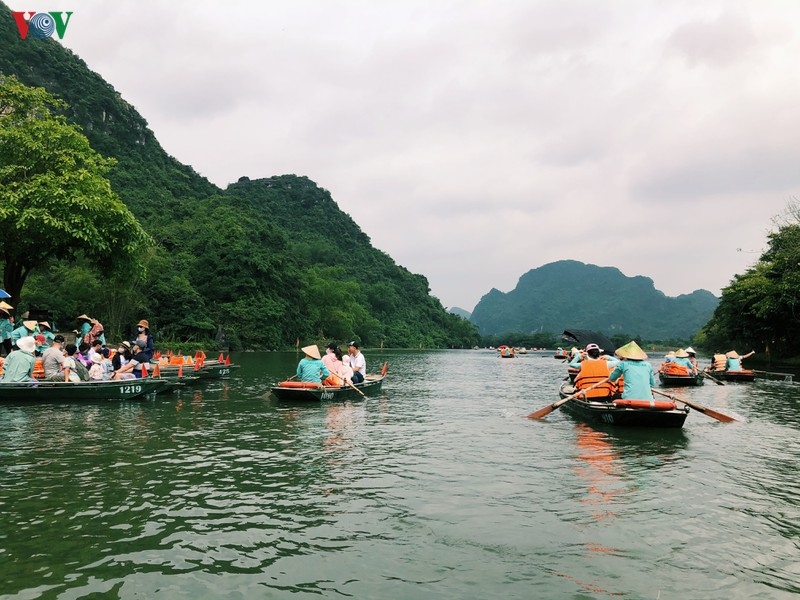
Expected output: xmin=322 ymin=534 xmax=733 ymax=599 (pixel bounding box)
xmin=1 ymin=350 xmax=798 ymax=599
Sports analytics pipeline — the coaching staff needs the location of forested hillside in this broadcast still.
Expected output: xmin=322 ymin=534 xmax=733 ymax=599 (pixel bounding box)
xmin=471 ymin=260 xmax=718 ymax=340
xmin=0 ymin=3 xmax=478 ymax=349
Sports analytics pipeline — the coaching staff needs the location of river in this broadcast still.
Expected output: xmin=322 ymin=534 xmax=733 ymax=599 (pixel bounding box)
xmin=1 ymin=349 xmax=798 ymax=599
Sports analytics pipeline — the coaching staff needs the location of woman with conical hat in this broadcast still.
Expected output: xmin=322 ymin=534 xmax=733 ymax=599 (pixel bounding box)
xmin=725 ymin=349 xmax=755 ymax=371
xmin=608 ymin=341 xmax=655 ymax=400
xmin=11 ymin=319 xmax=38 ymax=350
xmin=76 ymin=314 xmax=92 ymax=347
xmin=673 ymin=349 xmax=696 ymax=374
xmin=296 ymin=344 xmax=330 ymax=384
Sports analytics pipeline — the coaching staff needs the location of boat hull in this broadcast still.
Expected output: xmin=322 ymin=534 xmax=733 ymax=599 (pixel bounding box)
xmin=271 ymin=375 xmax=385 ymax=401
xmin=0 ymin=378 xmax=170 ymax=402
xmin=558 ymin=383 xmax=688 ymax=428
xmin=659 ymin=373 xmax=705 ymax=387
xmin=706 ymin=369 xmax=756 ymax=382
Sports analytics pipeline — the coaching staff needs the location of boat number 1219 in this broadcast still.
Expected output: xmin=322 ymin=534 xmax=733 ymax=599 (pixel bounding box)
xmin=119 ymin=385 xmax=143 ymax=394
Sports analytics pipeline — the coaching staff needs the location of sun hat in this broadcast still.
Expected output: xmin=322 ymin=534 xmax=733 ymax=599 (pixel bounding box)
xmin=585 ymin=343 xmax=601 ymax=352
xmin=0 ymin=301 xmax=13 ymax=310
xmin=137 ymin=319 xmax=149 ymax=329
xmin=302 ymin=344 xmax=321 ymax=360
xmin=675 ymin=349 xmax=690 ymax=358
xmin=684 ymin=347 xmax=696 ymax=355
xmin=38 ymin=321 xmax=51 ymax=330
xmin=91 ymin=353 xmax=102 ymax=364
xmin=76 ymin=314 xmax=91 ymax=321
xmin=16 ymin=336 xmax=36 ymax=353
xmin=23 ymin=320 xmax=37 ymax=331
xmin=725 ymin=350 xmax=740 ymax=359
xmin=120 ymin=341 xmax=132 ymax=351
xmin=614 ymin=341 xmax=648 ymax=360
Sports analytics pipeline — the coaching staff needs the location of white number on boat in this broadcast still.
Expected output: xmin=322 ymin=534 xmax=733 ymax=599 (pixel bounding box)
xmin=219 ymin=369 xmax=230 ymax=376
xmin=119 ymin=385 xmax=143 ymax=395
xmin=601 ymin=414 xmax=614 ymax=424
xmin=320 ymin=391 xmax=334 ymax=400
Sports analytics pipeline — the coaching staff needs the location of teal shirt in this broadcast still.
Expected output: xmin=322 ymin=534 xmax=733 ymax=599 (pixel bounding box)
xmin=296 ymin=358 xmax=330 ymax=383
xmin=609 ymin=359 xmax=655 ymax=400
xmin=11 ymin=325 xmax=32 ymax=344
xmin=0 ymin=318 xmax=12 ymax=341
xmin=1 ymin=349 xmax=36 ymax=382
xmin=726 ymin=357 xmax=742 ymax=371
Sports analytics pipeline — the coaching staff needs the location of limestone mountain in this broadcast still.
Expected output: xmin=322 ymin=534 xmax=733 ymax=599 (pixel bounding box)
xmin=470 ymin=260 xmax=718 ymax=340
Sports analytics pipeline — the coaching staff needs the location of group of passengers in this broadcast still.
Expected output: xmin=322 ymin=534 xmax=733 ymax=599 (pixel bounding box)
xmin=0 ymin=310 xmax=155 ymax=383
xmin=296 ymin=341 xmax=366 ymax=386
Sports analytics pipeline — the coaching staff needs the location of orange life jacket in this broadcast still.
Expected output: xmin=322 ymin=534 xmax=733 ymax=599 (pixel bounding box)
xmin=662 ymin=362 xmax=690 ymax=376
xmin=574 ymin=358 xmax=616 ymax=399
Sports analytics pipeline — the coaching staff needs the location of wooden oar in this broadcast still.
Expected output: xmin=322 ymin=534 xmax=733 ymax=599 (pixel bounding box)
xmin=331 ymin=368 xmax=365 ymax=397
xmin=527 ymin=377 xmax=610 ymax=420
xmin=701 ymin=370 xmax=725 ymax=386
xmin=651 ymin=388 xmax=737 ymax=422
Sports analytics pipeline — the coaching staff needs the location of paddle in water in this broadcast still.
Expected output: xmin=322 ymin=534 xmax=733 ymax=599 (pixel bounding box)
xmin=527 ymin=378 xmax=610 ymax=420
xmin=651 ymin=388 xmax=737 ymax=423
xmin=701 ymin=371 xmax=725 ymax=386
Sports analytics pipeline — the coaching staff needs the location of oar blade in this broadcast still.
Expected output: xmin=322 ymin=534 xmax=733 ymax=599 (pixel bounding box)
xmin=692 ymin=405 xmax=737 ymax=422
xmin=527 ymin=404 xmax=558 ymax=420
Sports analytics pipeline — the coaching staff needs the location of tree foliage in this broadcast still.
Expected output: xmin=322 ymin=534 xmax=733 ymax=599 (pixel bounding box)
xmin=700 ymin=207 xmax=800 ymax=358
xmin=0 ymin=75 xmax=152 ymax=305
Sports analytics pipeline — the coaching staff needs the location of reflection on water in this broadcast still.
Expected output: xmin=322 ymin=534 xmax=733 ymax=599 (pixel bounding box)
xmin=0 ymin=350 xmax=798 ymax=598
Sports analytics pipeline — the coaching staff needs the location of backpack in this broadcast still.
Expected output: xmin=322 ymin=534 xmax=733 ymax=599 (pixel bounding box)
xmin=72 ymin=359 xmax=90 ymax=381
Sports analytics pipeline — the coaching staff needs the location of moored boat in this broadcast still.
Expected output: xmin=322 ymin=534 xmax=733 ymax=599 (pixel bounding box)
xmin=0 ymin=377 xmax=171 ymax=403
xmin=557 ymin=382 xmax=689 ymax=428
xmin=271 ymin=373 xmax=386 ymax=401
xmin=659 ymin=372 xmax=705 ymax=387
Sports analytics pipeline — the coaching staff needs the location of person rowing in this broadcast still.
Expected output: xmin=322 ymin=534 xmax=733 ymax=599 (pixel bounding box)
xmin=608 ymin=341 xmax=655 ymax=400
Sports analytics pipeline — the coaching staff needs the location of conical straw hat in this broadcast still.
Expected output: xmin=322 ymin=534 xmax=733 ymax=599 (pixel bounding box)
xmin=725 ymin=350 xmax=740 ymax=359
xmin=23 ymin=320 xmax=37 ymax=330
xmin=0 ymin=301 xmax=13 ymax=310
xmin=301 ymin=344 xmax=321 ymax=360
xmin=675 ymin=349 xmax=689 ymax=358
xmin=615 ymin=341 xmax=648 ymax=360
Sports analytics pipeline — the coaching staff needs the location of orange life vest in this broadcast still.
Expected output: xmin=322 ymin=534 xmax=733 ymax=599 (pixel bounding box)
xmin=662 ymin=362 xmax=690 ymax=376
xmin=574 ymin=358 xmax=615 ymax=399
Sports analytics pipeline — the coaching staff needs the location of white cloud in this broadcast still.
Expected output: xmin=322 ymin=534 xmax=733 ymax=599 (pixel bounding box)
xmin=15 ymin=0 xmax=800 ymax=311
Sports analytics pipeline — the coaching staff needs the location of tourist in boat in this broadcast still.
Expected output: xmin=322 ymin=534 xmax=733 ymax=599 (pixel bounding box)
xmin=100 ymin=348 xmax=114 ymax=380
xmin=34 ymin=334 xmax=47 ymax=356
xmin=347 ymin=341 xmax=366 ymax=384
xmin=87 ymin=339 xmax=104 ymax=364
xmin=297 ymin=344 xmax=330 ymax=383
xmin=10 ymin=320 xmax=37 ymax=350
xmin=684 ymin=347 xmax=699 ymax=371
xmin=112 ymin=341 xmax=133 ymax=375
xmin=608 ymin=341 xmax=655 ymax=400
xmin=339 ymin=354 xmax=354 ymax=384
xmin=113 ymin=340 xmax=150 ymax=379
xmin=725 ymin=350 xmax=755 ymax=371
xmin=0 ymin=306 xmax=12 ymax=357
xmin=133 ymin=319 xmax=154 ymax=361
xmin=64 ymin=343 xmax=90 ymax=381
xmin=88 ymin=354 xmax=104 ymax=380
xmin=573 ymin=344 xmax=618 ymax=400
xmin=75 ymin=314 xmax=92 ymax=347
xmin=0 ymin=336 xmax=37 ymax=382
xmin=42 ymin=334 xmax=68 ymax=380
xmin=710 ymin=351 xmax=727 ymax=372
xmin=672 ymin=349 xmax=697 ymax=374
xmin=321 ymin=343 xmax=346 ymax=385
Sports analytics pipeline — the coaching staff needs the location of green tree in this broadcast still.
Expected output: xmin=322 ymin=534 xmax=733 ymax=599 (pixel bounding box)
xmin=700 ymin=202 xmax=800 ymax=358
xmin=0 ymin=76 xmax=152 ymax=306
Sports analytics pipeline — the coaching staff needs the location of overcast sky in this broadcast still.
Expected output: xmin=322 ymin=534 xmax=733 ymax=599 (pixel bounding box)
xmin=11 ymin=1 xmax=800 ymax=311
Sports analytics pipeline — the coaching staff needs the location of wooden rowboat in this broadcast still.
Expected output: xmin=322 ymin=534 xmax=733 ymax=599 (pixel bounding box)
xmin=705 ymin=369 xmax=756 ymax=382
xmin=659 ymin=372 xmax=705 ymax=387
xmin=557 ymin=382 xmax=689 ymax=428
xmin=271 ymin=374 xmax=385 ymax=401
xmin=0 ymin=378 xmax=171 ymax=403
